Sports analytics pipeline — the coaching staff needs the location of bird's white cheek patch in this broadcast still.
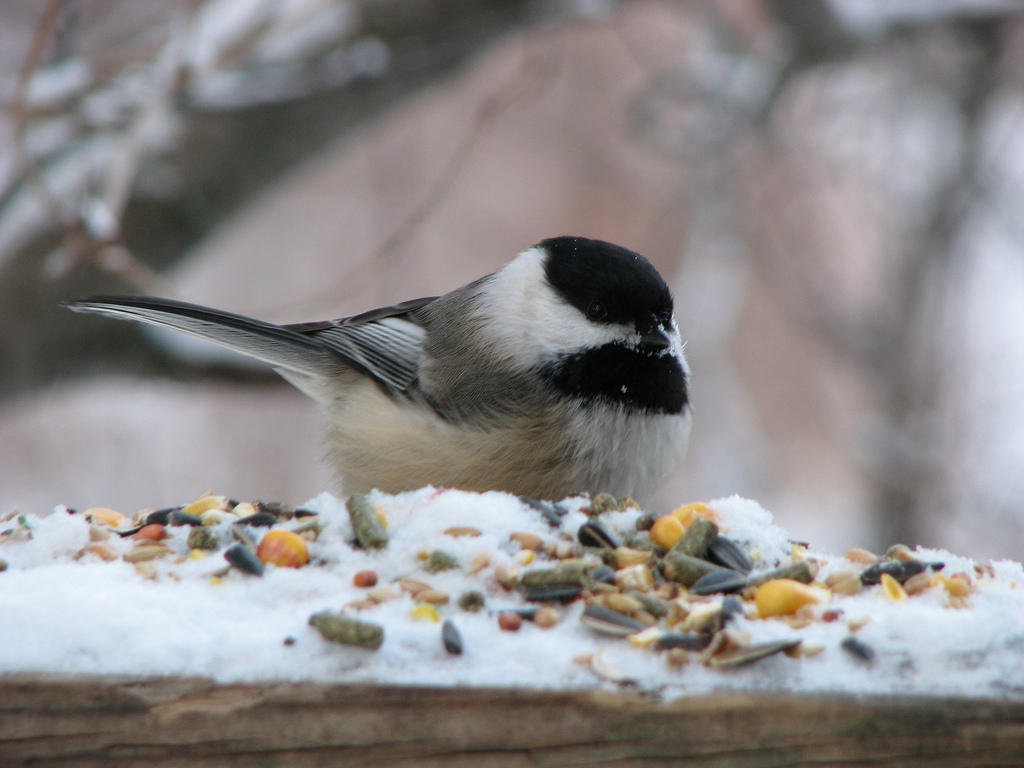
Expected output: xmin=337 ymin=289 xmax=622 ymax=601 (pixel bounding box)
xmin=479 ymin=248 xmax=632 ymax=367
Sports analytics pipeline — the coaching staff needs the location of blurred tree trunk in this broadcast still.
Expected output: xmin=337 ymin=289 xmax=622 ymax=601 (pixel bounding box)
xmin=870 ymin=19 xmax=1003 ymax=548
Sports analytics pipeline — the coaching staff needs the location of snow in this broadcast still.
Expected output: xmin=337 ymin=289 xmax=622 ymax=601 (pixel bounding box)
xmin=1 ymin=489 xmax=1023 ymax=699
xmin=24 ymin=58 xmax=91 ymax=106
xmin=254 ymin=3 xmax=355 ymax=63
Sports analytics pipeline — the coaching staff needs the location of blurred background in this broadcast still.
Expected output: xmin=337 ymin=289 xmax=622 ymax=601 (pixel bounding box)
xmin=2 ymin=0 xmax=1023 ymax=558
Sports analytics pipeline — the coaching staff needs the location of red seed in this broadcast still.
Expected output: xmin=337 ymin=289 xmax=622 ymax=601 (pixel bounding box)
xmin=353 ymin=570 xmax=378 ymax=588
xmin=135 ymin=523 xmax=168 ymax=541
xmin=498 ymin=612 xmax=523 ymax=632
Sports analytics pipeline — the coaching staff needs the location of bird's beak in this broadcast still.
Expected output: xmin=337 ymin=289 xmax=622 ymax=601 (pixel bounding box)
xmin=639 ymin=327 xmax=670 ymax=351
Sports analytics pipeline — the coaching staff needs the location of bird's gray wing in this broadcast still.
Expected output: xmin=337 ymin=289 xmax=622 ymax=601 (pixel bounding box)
xmin=285 ymin=296 xmax=437 ymax=395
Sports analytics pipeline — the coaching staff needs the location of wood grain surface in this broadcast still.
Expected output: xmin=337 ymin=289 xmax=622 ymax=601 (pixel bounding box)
xmin=3 ymin=675 xmax=1023 ymax=767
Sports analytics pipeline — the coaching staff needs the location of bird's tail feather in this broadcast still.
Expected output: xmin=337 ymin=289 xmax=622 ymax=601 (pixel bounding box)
xmin=66 ymin=296 xmax=335 ymax=377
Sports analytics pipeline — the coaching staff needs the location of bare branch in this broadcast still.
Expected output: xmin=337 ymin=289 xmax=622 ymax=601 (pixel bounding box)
xmin=10 ymin=0 xmax=69 ymax=226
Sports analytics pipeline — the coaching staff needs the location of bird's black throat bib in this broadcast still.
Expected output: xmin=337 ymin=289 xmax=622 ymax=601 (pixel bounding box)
xmin=540 ymin=344 xmax=688 ymax=415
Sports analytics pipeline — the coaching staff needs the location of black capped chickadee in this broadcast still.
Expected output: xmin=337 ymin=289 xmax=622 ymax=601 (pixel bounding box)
xmin=68 ymin=236 xmax=691 ymax=501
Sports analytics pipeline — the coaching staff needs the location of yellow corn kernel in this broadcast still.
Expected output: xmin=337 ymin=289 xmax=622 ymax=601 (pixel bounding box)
xmin=84 ymin=507 xmax=127 ymax=528
xmin=409 ymin=604 xmax=441 ymax=622
xmin=183 ymin=493 xmax=231 ymax=516
xmin=880 ymin=572 xmax=908 ymax=602
xmin=188 ymin=548 xmax=206 ymax=560
xmin=754 ymin=579 xmax=823 ymax=618
xmin=671 ymin=502 xmax=716 ymax=528
xmin=650 ymin=515 xmax=685 ymax=549
xmin=256 ymin=529 xmax=309 ymax=568
xmin=515 ymin=549 xmax=535 ymax=565
xmin=374 ymin=506 xmax=389 ymax=528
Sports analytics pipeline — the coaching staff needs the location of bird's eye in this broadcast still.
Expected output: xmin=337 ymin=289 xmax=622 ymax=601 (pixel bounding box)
xmin=586 ymin=301 xmax=608 ymax=321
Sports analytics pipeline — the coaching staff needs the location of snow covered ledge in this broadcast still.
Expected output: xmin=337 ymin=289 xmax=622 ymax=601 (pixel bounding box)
xmin=2 ymin=490 xmax=1024 ymax=765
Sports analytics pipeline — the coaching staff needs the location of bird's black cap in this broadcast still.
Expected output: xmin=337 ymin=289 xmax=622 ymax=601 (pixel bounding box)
xmin=540 ymin=236 xmax=673 ymax=330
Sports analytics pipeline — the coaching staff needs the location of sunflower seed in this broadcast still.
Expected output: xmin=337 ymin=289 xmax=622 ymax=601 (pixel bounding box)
xmin=705 ymin=535 xmax=754 ymax=573
xmin=628 ymin=590 xmax=669 ymax=617
xmin=841 ymin=635 xmax=875 ymax=663
xmin=655 ymin=632 xmax=712 ymax=651
xmin=708 ymin=638 xmax=802 ymax=668
xmin=721 ymin=595 xmax=745 ymax=624
xmin=169 ymin=510 xmax=203 ymax=526
xmin=577 ymin=521 xmax=619 ymax=549
xmin=224 ymin=543 xmax=264 ymax=575
xmin=230 ymin=524 xmax=258 ymax=551
xmin=580 ymin=604 xmax=646 ymax=636
xmin=523 ymin=584 xmax=583 ymax=603
xmin=234 ymin=511 xmax=277 ymax=527
xmin=441 ymin=619 xmax=463 ymax=655
xmin=143 ymin=507 xmax=179 ymax=525
xmin=859 ymin=559 xmax=941 ymax=586
xmin=691 ymin=569 xmax=748 ymax=595
xmin=518 ymin=496 xmax=566 ymax=527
